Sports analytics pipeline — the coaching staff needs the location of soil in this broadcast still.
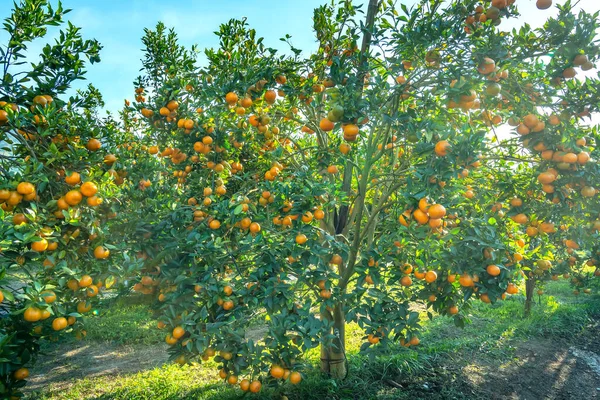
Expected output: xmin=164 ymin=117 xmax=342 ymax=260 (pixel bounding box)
xmin=460 ymin=339 xmax=600 ymax=400
xmin=26 ymin=342 xmax=170 ymax=392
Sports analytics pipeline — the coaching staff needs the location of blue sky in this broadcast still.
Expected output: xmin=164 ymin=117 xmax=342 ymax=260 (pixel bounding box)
xmin=0 ymin=0 xmax=599 ymax=115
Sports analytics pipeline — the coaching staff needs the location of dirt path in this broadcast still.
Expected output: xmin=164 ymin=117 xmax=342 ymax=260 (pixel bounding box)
xmin=460 ymin=339 xmax=600 ymax=400
xmin=26 ymin=341 xmax=170 ymax=392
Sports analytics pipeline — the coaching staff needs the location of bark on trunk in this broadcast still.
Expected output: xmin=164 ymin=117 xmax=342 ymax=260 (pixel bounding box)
xmin=524 ymin=278 xmax=535 ymax=317
xmin=320 ymin=303 xmax=347 ymax=379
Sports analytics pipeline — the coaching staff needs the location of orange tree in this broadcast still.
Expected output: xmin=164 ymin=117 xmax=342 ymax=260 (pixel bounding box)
xmin=0 ymin=0 xmax=124 ymax=397
xmin=114 ymin=0 xmax=600 ymax=392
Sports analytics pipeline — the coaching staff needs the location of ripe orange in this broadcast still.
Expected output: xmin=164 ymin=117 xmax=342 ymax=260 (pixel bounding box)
xmin=79 ymin=275 xmax=93 ymax=287
xmin=434 ymin=140 xmax=450 ymax=156
xmin=86 ymin=138 xmax=101 ymax=151
xmin=296 ymin=234 xmax=308 ymax=245
xmin=249 ymin=222 xmax=261 ymax=234
xmin=52 ymin=317 xmax=68 ymax=331
xmin=343 ymin=124 xmax=359 ymax=136
xmin=65 ymin=172 xmax=81 ymax=185
xmin=289 ymin=371 xmax=302 ymax=384
xmin=86 ymin=285 xmax=99 ymax=297
xmin=448 ymin=305 xmax=459 ymax=315
xmin=319 ymin=118 xmax=334 ymax=131
xmin=31 ymin=238 xmax=48 ymax=252
xmin=14 ymin=368 xmax=29 ymax=380
xmin=486 ymin=265 xmax=501 ymax=276
xmin=270 ymin=365 xmax=285 ymax=379
xmin=209 ymin=220 xmax=221 ymax=230
xmin=459 ymin=273 xmax=474 ymax=287
xmin=264 ymin=90 xmax=277 ymax=104
xmin=16 ymin=182 xmax=35 ymax=195
xmin=24 ymin=307 xmax=42 ymax=322
xmin=249 ymin=380 xmax=262 ymax=393
xmin=65 ymin=190 xmax=83 ymax=206
xmin=506 ymin=283 xmax=519 ymax=294
xmin=172 ymin=326 xmax=185 ymax=339
xmin=165 ymin=334 xmax=178 ymax=345
xmin=413 ymin=208 xmax=429 ymax=225
xmin=225 ymin=92 xmax=238 ymax=105
xmin=400 ymin=276 xmax=412 ymax=287
xmin=314 ymin=209 xmax=325 ymax=220
xmin=80 ymin=181 xmax=98 ymax=197
xmin=425 ymin=271 xmax=437 ymax=283
xmin=77 ymin=301 xmax=92 ymax=313
xmin=239 ymin=379 xmax=251 ymax=391
xmin=428 ymin=204 xmax=446 ymax=219
xmin=93 ymin=246 xmax=110 ymax=259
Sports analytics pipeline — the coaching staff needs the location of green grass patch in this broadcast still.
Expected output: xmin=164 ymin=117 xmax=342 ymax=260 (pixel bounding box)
xmin=83 ymin=296 xmax=163 ymax=345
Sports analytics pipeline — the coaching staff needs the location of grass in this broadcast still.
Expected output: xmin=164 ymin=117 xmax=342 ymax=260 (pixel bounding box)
xmin=83 ymin=296 xmax=164 ymax=345
xmin=28 ymin=280 xmax=600 ymax=400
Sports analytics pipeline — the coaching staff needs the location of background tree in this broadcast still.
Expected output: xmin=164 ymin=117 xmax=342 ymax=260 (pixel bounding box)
xmin=0 ymin=1 xmax=122 ymax=397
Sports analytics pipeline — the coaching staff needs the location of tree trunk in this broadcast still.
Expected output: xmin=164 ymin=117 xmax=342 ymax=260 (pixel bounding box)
xmin=320 ymin=303 xmax=347 ymax=379
xmin=524 ymin=278 xmax=535 ymax=317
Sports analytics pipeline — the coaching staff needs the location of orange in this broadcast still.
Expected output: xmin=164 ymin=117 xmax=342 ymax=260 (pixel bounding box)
xmin=270 ymin=365 xmax=285 ymax=379
xmin=486 ymin=265 xmax=501 ymax=276
xmin=240 ymin=379 xmax=251 ymax=392
xmin=295 ymin=234 xmax=308 ymax=245
xmin=52 ymin=317 xmax=68 ymax=331
xmin=86 ymin=285 xmax=99 ymax=297
xmin=77 ymin=301 xmax=92 ymax=313
xmin=264 ymin=90 xmax=277 ymax=104
xmin=225 ymin=92 xmax=238 ymax=105
xmin=425 ymin=271 xmax=437 ymax=283
xmin=249 ymin=381 xmax=262 ymax=393
xmin=428 ymin=204 xmax=446 ymax=219
xmin=64 ymin=190 xmax=82 ymax=206
xmin=93 ymin=246 xmax=110 ymax=259
xmin=319 ymin=118 xmax=334 ymax=131
xmin=24 ymin=307 xmax=42 ymax=322
xmin=506 ymin=283 xmax=519 ymax=294
xmin=343 ymin=124 xmax=359 ymax=136
xmin=86 ymin=196 xmax=102 ymax=207
xmin=400 ymin=276 xmax=412 ymax=287
xmin=459 ymin=273 xmax=474 ymax=287
xmin=165 ymin=334 xmax=178 ymax=345
xmin=249 ymin=222 xmax=261 ymax=234
xmin=80 ymin=181 xmax=98 ymax=197
xmin=31 ymin=238 xmax=48 ymax=252
xmin=41 ymin=290 xmax=56 ymax=303
xmin=14 ymin=368 xmax=29 ymax=380
xmin=172 ymin=326 xmax=185 ymax=339
xmin=289 ymin=371 xmax=302 ymax=384
xmin=86 ymin=138 xmax=101 ymax=151
xmin=79 ymin=275 xmax=93 ymax=287
xmin=209 ymin=220 xmax=221 ymax=230
xmin=434 ymin=140 xmax=450 ymax=156
xmin=314 ymin=209 xmax=325 ymax=220
xmin=65 ymin=172 xmax=81 ymax=185
xmin=413 ymin=209 xmax=429 ymax=225
xmin=16 ymin=182 xmax=35 ymax=195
